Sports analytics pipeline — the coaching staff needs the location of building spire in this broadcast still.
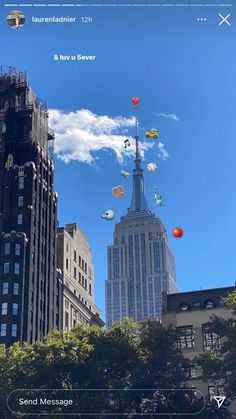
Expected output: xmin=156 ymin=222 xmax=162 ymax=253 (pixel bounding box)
xmin=128 ymin=118 xmax=148 ymax=213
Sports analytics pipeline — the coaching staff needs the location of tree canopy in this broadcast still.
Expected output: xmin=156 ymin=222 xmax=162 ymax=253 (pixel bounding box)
xmin=0 ymin=317 xmax=233 ymax=418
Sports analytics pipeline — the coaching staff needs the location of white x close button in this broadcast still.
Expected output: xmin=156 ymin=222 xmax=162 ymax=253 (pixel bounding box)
xmin=219 ymin=13 xmax=231 ymax=26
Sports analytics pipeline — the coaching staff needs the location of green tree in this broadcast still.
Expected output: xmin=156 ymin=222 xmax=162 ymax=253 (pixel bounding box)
xmin=1 ymin=318 xmax=232 ymax=418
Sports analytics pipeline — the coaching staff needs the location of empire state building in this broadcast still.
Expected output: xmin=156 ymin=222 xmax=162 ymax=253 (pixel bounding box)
xmin=105 ymin=131 xmax=178 ymax=327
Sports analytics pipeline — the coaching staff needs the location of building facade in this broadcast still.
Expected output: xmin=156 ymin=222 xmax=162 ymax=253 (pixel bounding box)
xmin=105 ymin=134 xmax=178 ymax=327
xmin=57 ymin=223 xmax=104 ymax=330
xmin=0 ymin=67 xmax=59 ymax=345
xmin=162 ymin=285 xmax=236 ymax=408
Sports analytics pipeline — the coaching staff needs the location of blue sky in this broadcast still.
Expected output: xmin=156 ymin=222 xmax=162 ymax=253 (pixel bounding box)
xmin=1 ymin=2 xmax=235 ymax=319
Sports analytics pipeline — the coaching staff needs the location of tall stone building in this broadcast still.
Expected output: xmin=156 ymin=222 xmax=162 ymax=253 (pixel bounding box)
xmin=105 ymin=132 xmax=178 ymax=327
xmin=162 ymin=285 xmax=236 ymax=413
xmin=57 ymin=223 xmax=104 ymax=330
xmin=0 ymin=67 xmax=59 ymax=345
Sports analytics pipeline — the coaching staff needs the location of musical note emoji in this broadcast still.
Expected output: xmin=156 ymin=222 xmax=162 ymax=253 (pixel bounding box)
xmin=124 ymin=139 xmax=130 ymax=149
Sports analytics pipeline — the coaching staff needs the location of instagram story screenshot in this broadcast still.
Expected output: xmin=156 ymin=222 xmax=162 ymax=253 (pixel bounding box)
xmin=0 ymin=0 xmax=235 ymax=417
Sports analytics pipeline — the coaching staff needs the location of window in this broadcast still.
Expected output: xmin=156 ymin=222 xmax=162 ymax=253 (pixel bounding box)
xmin=89 ymin=284 xmax=92 ymax=296
xmin=3 ymin=282 xmax=8 ymax=295
xmin=66 ymin=258 xmax=69 ymax=270
xmin=192 ymin=302 xmax=201 ymax=309
xmin=205 ymin=300 xmax=214 ymax=309
xmin=14 ymin=263 xmax=20 ymax=275
xmin=18 ymin=195 xmax=23 ymax=207
xmin=13 ymin=283 xmax=19 ymax=295
xmin=18 ymin=177 xmax=24 ymax=189
xmin=208 ymin=386 xmax=215 ymax=401
xmin=0 ymin=324 xmax=6 ymax=337
xmin=177 ymin=326 xmax=194 ymax=350
xmin=1 ymin=303 xmax=7 ymax=315
xmin=12 ymin=303 xmax=18 ymax=316
xmin=79 ymin=272 xmax=81 ymax=284
xmin=79 ymin=256 xmax=81 ymax=267
xmin=17 ymin=213 xmax=23 ymax=225
xmin=74 ymin=267 xmax=76 ymax=279
xmin=11 ymin=324 xmax=17 ymax=337
xmin=217 ymin=385 xmax=225 ymax=396
xmin=202 ymin=324 xmax=221 ymax=351
xmin=74 ymin=250 xmax=77 ymax=262
xmin=179 ymin=303 xmax=190 ymax=312
xmin=4 ymin=242 xmax=10 ymax=255
xmin=65 ymin=312 xmax=69 ymax=329
xmin=189 ymin=365 xmax=197 ymax=378
xmin=15 ymin=243 xmax=21 ymax=256
xmin=3 ymin=262 xmax=9 ymax=274
xmin=66 ymin=242 xmax=69 ymax=252
xmin=65 ymin=299 xmax=69 ymax=308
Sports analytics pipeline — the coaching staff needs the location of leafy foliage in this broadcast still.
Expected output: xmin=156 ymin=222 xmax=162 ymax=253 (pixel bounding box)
xmin=0 ymin=318 xmax=233 ymax=418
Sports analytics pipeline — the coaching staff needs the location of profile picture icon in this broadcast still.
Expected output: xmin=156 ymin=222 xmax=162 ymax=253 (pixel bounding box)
xmin=7 ymin=10 xmax=25 ymax=29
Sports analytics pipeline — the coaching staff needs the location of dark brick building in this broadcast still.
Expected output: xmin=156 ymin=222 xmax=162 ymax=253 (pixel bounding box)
xmin=0 ymin=66 xmax=59 ymax=345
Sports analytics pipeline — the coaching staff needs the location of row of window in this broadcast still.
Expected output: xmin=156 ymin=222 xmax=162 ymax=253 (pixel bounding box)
xmin=177 ymin=325 xmax=221 ymax=351
xmin=19 ymin=176 xmax=56 ymax=216
xmin=65 ymin=246 xmax=88 ymax=274
xmin=66 ymin=259 xmax=92 ymax=295
xmin=1 ymin=302 xmax=18 ymax=316
xmin=3 ymin=262 xmax=20 ymax=275
xmin=114 ymin=232 xmax=166 ymax=247
xmin=178 ymin=299 xmax=224 ymax=311
xmin=2 ymin=282 xmax=19 ymax=295
xmin=4 ymin=243 xmax=21 ymax=256
xmin=65 ymin=310 xmax=90 ymax=329
xmin=208 ymin=385 xmax=224 ymax=401
xmin=65 ymin=296 xmax=92 ymax=311
xmin=0 ymin=323 xmax=17 ymax=337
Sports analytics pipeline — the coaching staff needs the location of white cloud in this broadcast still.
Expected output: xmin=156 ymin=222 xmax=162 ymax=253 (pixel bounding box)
xmin=49 ymin=109 xmax=153 ymax=164
xmin=159 ymin=113 xmax=180 ymax=122
xmin=157 ymin=142 xmax=170 ymax=160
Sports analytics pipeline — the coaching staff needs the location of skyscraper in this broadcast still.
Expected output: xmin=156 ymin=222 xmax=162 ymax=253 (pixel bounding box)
xmin=0 ymin=67 xmax=59 ymax=345
xmin=105 ymin=126 xmax=178 ymax=327
xmin=57 ymin=223 xmax=104 ymax=329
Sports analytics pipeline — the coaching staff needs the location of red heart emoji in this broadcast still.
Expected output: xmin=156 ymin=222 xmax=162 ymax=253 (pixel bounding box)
xmin=132 ymin=97 xmax=140 ymax=105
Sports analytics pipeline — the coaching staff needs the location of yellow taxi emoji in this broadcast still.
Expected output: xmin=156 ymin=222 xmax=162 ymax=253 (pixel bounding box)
xmin=145 ymin=128 xmax=159 ymax=139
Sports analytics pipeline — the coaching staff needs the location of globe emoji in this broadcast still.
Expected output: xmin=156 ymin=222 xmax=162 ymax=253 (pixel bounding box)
xmin=147 ymin=162 xmax=157 ymax=172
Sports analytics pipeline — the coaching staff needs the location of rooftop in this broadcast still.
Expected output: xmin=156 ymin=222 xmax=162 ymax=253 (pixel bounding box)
xmin=164 ymin=284 xmax=236 ymax=313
